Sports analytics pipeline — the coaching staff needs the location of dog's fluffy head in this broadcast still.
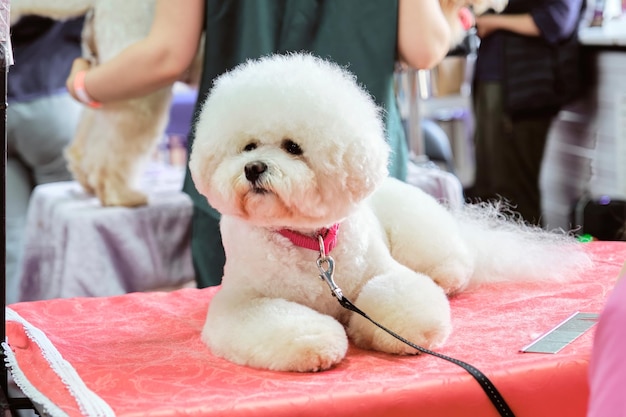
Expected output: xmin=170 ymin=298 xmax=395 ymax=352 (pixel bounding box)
xmin=189 ymin=53 xmax=390 ymax=230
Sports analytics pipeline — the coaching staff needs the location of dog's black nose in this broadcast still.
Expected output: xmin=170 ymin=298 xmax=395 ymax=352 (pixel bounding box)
xmin=244 ymin=161 xmax=267 ymax=183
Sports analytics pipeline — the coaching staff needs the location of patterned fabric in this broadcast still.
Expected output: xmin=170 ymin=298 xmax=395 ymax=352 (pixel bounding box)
xmin=5 ymin=242 xmax=624 ymax=417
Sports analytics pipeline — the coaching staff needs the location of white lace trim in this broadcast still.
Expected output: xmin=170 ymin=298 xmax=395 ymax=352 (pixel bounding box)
xmin=4 ymin=308 xmax=116 ymax=417
xmin=2 ymin=341 xmax=67 ymax=417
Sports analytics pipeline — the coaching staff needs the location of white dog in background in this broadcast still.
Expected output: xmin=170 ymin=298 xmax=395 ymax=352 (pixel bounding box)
xmin=189 ymin=53 xmax=591 ymax=373
xmin=10 ymin=0 xmax=201 ymax=207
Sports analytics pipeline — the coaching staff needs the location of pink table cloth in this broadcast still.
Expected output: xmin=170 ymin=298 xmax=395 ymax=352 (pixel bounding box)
xmin=5 ymin=241 xmax=625 ymax=417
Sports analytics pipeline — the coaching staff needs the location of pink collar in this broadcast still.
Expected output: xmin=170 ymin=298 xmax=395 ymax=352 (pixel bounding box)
xmin=278 ymin=223 xmax=340 ymax=254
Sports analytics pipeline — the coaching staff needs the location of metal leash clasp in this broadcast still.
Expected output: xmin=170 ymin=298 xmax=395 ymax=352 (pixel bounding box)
xmin=316 ymin=235 xmax=343 ymax=300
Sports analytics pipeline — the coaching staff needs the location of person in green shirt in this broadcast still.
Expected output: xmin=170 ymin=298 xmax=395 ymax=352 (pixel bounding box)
xmin=67 ymin=0 xmax=454 ymax=288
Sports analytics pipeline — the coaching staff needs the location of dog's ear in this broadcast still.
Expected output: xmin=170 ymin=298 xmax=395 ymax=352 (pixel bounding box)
xmin=341 ymin=134 xmax=390 ymax=201
xmin=188 ymin=125 xmax=223 ymax=204
xmin=188 ymin=145 xmax=212 ymax=200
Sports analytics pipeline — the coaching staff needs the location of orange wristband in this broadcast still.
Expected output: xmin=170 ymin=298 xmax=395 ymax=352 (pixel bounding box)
xmin=73 ymin=70 xmax=102 ymax=109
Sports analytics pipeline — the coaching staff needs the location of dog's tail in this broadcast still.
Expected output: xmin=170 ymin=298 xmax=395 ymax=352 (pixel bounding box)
xmin=453 ymin=201 xmax=593 ymax=287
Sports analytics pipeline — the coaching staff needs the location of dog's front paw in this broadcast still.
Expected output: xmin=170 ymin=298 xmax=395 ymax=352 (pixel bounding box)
xmin=347 ymin=269 xmax=452 ymax=354
xmin=269 ymin=317 xmax=349 ymax=372
xmin=203 ymin=295 xmax=348 ymax=372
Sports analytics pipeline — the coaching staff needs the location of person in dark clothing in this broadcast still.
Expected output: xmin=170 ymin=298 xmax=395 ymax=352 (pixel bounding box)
xmin=7 ymin=16 xmax=84 ymax=303
xmin=65 ymin=0 xmax=454 ymax=288
xmin=466 ymin=0 xmax=585 ymax=226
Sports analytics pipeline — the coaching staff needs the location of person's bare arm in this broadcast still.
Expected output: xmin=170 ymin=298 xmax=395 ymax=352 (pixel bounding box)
xmin=67 ymin=0 xmax=204 ymax=104
xmin=475 ymin=13 xmax=540 ymax=39
xmin=397 ymin=0 xmax=452 ymax=70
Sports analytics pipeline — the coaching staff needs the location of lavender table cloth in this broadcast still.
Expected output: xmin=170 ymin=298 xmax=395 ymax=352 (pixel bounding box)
xmin=17 ymin=165 xmax=195 ymax=301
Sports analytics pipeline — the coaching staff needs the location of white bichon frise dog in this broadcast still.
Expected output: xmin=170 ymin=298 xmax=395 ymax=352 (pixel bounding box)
xmin=189 ymin=53 xmax=590 ymax=373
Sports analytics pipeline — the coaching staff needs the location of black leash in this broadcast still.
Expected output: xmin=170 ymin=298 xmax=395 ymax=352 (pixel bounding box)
xmin=316 ymin=246 xmax=516 ymax=417
xmin=337 ymin=295 xmax=515 ymax=417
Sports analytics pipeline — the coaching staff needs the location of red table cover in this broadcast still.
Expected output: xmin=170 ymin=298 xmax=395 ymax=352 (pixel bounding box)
xmin=5 ymin=241 xmax=625 ymax=417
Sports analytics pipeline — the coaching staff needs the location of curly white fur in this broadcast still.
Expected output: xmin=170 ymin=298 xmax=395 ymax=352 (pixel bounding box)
xmin=188 ymin=53 xmax=592 ymax=372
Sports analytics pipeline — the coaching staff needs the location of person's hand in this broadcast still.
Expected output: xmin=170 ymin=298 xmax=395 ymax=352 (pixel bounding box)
xmin=475 ymin=14 xmax=499 ymax=38
xmin=66 ymin=58 xmax=103 ymax=108
xmin=66 ymin=57 xmax=92 ymax=101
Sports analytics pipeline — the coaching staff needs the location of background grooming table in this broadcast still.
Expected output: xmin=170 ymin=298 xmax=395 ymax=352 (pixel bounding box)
xmin=4 ymin=242 xmax=624 ymax=417
xmin=17 ymin=164 xmax=194 ymax=302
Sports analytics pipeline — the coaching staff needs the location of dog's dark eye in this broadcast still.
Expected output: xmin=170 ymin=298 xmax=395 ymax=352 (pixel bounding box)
xmin=282 ymin=139 xmax=303 ymax=156
xmin=243 ymin=142 xmax=257 ymax=152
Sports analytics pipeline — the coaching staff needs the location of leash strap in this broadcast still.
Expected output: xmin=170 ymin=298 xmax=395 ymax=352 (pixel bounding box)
xmin=313 ymin=234 xmax=515 ymax=416
xmin=336 ymin=295 xmax=516 ymax=417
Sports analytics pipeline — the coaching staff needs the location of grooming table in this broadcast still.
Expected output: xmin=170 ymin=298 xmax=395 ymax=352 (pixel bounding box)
xmin=4 ymin=241 xmax=624 ymax=417
xmin=17 ymin=163 xmax=194 ymax=302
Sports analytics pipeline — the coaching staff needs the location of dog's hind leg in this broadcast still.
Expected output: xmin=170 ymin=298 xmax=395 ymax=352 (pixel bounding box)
xmin=65 ymin=109 xmax=149 ymax=207
xmin=368 ymin=178 xmax=475 ymax=294
xmin=65 ymin=110 xmax=97 ymax=195
xmin=84 ymin=95 xmax=170 ymax=207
